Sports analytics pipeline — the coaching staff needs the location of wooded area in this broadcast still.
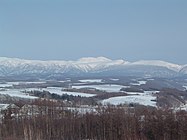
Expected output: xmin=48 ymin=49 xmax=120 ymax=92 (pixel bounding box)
xmin=0 ymin=100 xmax=187 ymax=140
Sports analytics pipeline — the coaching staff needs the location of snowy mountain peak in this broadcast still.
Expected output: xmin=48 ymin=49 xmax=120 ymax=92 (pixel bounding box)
xmin=0 ymin=57 xmax=186 ymax=78
xmin=78 ymin=57 xmax=111 ymax=63
xmin=131 ymin=60 xmax=182 ymax=72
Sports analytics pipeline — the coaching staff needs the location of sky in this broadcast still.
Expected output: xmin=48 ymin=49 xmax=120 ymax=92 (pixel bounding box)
xmin=0 ymin=0 xmax=187 ymax=64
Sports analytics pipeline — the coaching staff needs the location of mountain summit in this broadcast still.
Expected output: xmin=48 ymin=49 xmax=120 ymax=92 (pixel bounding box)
xmin=0 ymin=57 xmax=186 ymax=78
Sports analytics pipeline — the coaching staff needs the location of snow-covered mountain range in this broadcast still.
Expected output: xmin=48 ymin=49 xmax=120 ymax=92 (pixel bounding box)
xmin=0 ymin=57 xmax=186 ymax=78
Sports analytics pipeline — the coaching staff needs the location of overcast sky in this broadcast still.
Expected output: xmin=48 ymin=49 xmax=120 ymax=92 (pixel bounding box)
xmin=0 ymin=0 xmax=187 ymax=64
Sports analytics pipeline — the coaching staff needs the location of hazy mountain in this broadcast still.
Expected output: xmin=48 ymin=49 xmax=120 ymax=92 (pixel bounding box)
xmin=0 ymin=57 xmax=186 ymax=79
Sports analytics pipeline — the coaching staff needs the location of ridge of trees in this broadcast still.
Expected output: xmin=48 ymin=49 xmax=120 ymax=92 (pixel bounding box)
xmin=0 ymin=100 xmax=187 ymax=140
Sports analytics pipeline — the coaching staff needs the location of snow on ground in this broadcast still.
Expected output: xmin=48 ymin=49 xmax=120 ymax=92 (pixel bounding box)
xmin=0 ymin=89 xmax=38 ymax=99
xmin=19 ymin=81 xmax=45 ymax=84
xmin=125 ymin=90 xmax=159 ymax=95
xmin=130 ymin=60 xmax=181 ymax=72
xmin=0 ymin=81 xmax=45 ymax=88
xmin=73 ymin=83 xmax=86 ymax=85
xmin=110 ymin=78 xmax=119 ymax=81
xmin=0 ymin=83 xmax=13 ymax=88
xmin=183 ymin=86 xmax=187 ymax=90
xmin=130 ymin=80 xmax=147 ymax=86
xmin=144 ymin=90 xmax=159 ymax=94
xmin=173 ymin=102 xmax=187 ymax=111
xmin=102 ymin=90 xmax=158 ymax=107
xmin=102 ymin=94 xmax=156 ymax=107
xmin=7 ymin=82 xmax=20 ymax=85
xmin=130 ymin=83 xmax=140 ymax=86
xmin=125 ymin=92 xmax=141 ymax=95
xmin=79 ymin=79 xmax=103 ymax=83
xmin=72 ymin=84 xmax=130 ymax=92
xmin=139 ymin=81 xmax=147 ymax=85
xmin=0 ymin=82 xmax=21 ymax=88
xmin=27 ymin=87 xmax=96 ymax=97
xmin=0 ymin=104 xmax=10 ymax=110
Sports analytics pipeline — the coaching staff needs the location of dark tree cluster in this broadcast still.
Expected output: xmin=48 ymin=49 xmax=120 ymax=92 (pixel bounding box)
xmin=0 ymin=101 xmax=187 ymax=140
xmin=27 ymin=90 xmax=97 ymax=106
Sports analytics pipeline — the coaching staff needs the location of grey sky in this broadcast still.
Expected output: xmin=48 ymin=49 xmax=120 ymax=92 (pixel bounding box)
xmin=0 ymin=0 xmax=187 ymax=64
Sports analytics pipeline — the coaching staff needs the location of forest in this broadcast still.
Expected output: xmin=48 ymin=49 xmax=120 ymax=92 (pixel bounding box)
xmin=0 ymin=100 xmax=187 ymax=140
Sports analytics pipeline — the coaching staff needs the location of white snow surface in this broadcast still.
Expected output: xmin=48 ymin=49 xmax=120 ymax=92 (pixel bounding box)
xmin=0 ymin=57 xmax=184 ymax=75
xmin=72 ymin=84 xmax=129 ymax=92
xmin=102 ymin=95 xmax=156 ymax=107
xmin=102 ymin=90 xmax=158 ymax=106
xmin=183 ymin=86 xmax=187 ymax=90
xmin=0 ymin=82 xmax=45 ymax=88
xmin=0 ymin=89 xmax=38 ymax=99
xmin=79 ymin=79 xmax=103 ymax=83
xmin=110 ymin=78 xmax=119 ymax=81
xmin=0 ymin=83 xmax=13 ymax=88
xmin=130 ymin=60 xmax=182 ymax=72
xmin=130 ymin=80 xmax=147 ymax=86
xmin=78 ymin=57 xmax=111 ymax=63
xmin=175 ymin=103 xmax=187 ymax=111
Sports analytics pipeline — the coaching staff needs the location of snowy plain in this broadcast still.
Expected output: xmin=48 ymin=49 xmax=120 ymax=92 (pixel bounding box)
xmin=102 ymin=90 xmax=158 ymax=107
xmin=72 ymin=84 xmax=130 ymax=92
xmin=79 ymin=79 xmax=103 ymax=83
xmin=102 ymin=95 xmax=156 ymax=107
xmin=0 ymin=89 xmax=38 ymax=99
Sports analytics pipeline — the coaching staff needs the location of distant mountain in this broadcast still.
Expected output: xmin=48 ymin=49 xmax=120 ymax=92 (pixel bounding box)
xmin=0 ymin=57 xmax=186 ymax=79
xmin=180 ymin=65 xmax=187 ymax=74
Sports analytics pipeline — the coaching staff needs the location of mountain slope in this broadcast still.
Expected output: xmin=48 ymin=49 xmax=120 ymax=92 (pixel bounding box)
xmin=0 ymin=57 xmax=186 ymax=78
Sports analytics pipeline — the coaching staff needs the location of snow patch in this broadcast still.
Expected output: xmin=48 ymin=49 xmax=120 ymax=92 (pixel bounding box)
xmin=102 ymin=95 xmax=156 ymax=107
xmin=102 ymin=90 xmax=158 ymax=106
xmin=130 ymin=60 xmax=181 ymax=72
xmin=0 ymin=89 xmax=38 ymax=99
xmin=183 ymin=86 xmax=187 ymax=90
xmin=72 ymin=84 xmax=129 ymax=92
xmin=130 ymin=80 xmax=147 ymax=86
xmin=79 ymin=79 xmax=103 ymax=83
xmin=110 ymin=78 xmax=119 ymax=81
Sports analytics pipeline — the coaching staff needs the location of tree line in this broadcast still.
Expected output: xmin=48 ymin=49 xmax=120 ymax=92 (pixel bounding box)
xmin=0 ymin=100 xmax=187 ymax=140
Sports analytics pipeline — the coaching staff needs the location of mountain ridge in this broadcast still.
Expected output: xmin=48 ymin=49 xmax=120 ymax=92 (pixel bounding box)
xmin=0 ymin=56 xmax=186 ymax=78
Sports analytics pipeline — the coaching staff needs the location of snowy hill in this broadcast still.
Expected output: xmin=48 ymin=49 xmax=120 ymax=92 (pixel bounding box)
xmin=180 ymin=65 xmax=187 ymax=74
xmin=0 ymin=57 xmax=186 ymax=78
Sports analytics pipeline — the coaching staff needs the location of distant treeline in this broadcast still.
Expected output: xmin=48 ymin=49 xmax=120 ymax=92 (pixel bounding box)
xmin=27 ymin=90 xmax=128 ymax=106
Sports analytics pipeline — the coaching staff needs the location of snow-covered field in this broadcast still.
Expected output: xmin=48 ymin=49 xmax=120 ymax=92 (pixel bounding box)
xmin=20 ymin=81 xmax=45 ymax=84
xmin=0 ymin=89 xmax=38 ymax=99
xmin=130 ymin=80 xmax=147 ymax=86
xmin=72 ymin=84 xmax=130 ymax=92
xmin=79 ymin=79 xmax=103 ymax=83
xmin=183 ymin=86 xmax=187 ymax=90
xmin=0 ymin=81 xmax=45 ymax=88
xmin=102 ymin=94 xmax=156 ymax=107
xmin=139 ymin=81 xmax=147 ymax=85
xmin=110 ymin=78 xmax=119 ymax=81
xmin=0 ymin=86 xmax=95 ymax=99
xmin=102 ymin=90 xmax=158 ymax=107
xmin=125 ymin=90 xmax=158 ymax=95
xmin=0 ymin=82 xmax=21 ymax=88
xmin=0 ymin=83 xmax=13 ymax=88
